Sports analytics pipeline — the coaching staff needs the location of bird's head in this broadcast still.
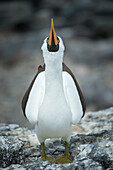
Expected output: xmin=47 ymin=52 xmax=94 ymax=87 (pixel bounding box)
xmin=41 ymin=19 xmax=65 ymax=60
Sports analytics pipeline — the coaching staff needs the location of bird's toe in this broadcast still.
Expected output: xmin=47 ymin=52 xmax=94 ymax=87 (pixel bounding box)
xmin=55 ymin=155 xmax=73 ymax=164
xmin=41 ymin=155 xmax=55 ymax=162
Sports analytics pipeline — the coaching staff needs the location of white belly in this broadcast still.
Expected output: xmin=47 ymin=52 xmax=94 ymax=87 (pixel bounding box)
xmin=36 ymin=96 xmax=72 ymax=143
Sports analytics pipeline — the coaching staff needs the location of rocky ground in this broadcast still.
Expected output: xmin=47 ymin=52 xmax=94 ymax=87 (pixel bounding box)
xmin=0 ymin=107 xmax=113 ymax=169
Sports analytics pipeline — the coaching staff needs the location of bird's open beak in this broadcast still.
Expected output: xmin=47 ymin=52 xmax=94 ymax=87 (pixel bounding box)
xmin=47 ymin=18 xmax=59 ymax=52
xmin=48 ymin=18 xmax=58 ymax=46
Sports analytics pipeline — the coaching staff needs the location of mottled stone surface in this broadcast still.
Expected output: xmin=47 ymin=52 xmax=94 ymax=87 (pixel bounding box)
xmin=0 ymin=108 xmax=113 ymax=169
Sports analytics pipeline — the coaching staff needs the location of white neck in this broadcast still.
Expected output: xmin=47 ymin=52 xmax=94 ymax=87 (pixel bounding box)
xmin=43 ymin=51 xmax=64 ymax=96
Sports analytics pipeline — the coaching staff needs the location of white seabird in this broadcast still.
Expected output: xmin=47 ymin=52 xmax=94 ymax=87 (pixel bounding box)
xmin=22 ymin=18 xmax=86 ymax=164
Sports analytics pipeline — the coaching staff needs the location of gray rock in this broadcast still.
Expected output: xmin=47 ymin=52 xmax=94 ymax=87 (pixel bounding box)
xmin=0 ymin=108 xmax=113 ymax=169
xmin=0 ymin=136 xmax=25 ymax=168
xmin=78 ymin=107 xmax=113 ymax=134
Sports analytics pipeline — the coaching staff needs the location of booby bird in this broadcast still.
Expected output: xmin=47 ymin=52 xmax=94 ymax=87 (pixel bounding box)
xmin=22 ymin=19 xmax=86 ymax=164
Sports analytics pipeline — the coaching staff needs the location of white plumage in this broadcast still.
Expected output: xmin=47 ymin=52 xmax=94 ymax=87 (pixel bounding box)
xmin=22 ymin=19 xmax=86 ymax=163
xmin=25 ymin=36 xmax=83 ymax=143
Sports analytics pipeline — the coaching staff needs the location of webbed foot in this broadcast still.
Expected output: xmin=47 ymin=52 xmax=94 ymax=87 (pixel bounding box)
xmin=55 ymin=154 xmax=73 ymax=164
xmin=41 ymin=155 xmax=55 ymax=162
xmin=41 ymin=142 xmax=55 ymax=162
xmin=55 ymin=141 xmax=73 ymax=164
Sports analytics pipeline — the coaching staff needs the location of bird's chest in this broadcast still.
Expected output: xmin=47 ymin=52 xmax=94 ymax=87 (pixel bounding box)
xmin=38 ymin=92 xmax=71 ymax=127
xmin=37 ymin=77 xmax=72 ymax=138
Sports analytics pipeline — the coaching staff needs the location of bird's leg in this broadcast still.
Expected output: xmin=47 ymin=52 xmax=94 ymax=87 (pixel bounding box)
xmin=41 ymin=142 xmax=46 ymax=159
xmin=64 ymin=141 xmax=69 ymax=156
xmin=55 ymin=141 xmax=73 ymax=164
xmin=41 ymin=142 xmax=55 ymax=162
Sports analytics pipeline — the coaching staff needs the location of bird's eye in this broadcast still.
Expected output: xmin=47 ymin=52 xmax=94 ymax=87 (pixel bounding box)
xmin=46 ymin=39 xmax=49 ymax=43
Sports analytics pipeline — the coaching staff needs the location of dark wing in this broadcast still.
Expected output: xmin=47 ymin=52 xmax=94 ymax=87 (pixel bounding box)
xmin=63 ymin=63 xmax=86 ymax=118
xmin=21 ymin=65 xmax=45 ymax=118
xmin=21 ymin=63 xmax=86 ymax=118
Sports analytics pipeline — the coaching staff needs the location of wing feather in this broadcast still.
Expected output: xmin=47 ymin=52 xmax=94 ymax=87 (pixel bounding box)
xmin=63 ymin=71 xmax=84 ymax=125
xmin=21 ymin=63 xmax=85 ymax=125
xmin=63 ymin=63 xmax=86 ymax=117
xmin=21 ymin=65 xmax=45 ymax=124
xmin=25 ymin=72 xmax=45 ymax=124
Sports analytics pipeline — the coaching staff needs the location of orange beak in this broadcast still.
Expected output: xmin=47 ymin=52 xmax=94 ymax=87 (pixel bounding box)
xmin=48 ymin=18 xmax=58 ymax=46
